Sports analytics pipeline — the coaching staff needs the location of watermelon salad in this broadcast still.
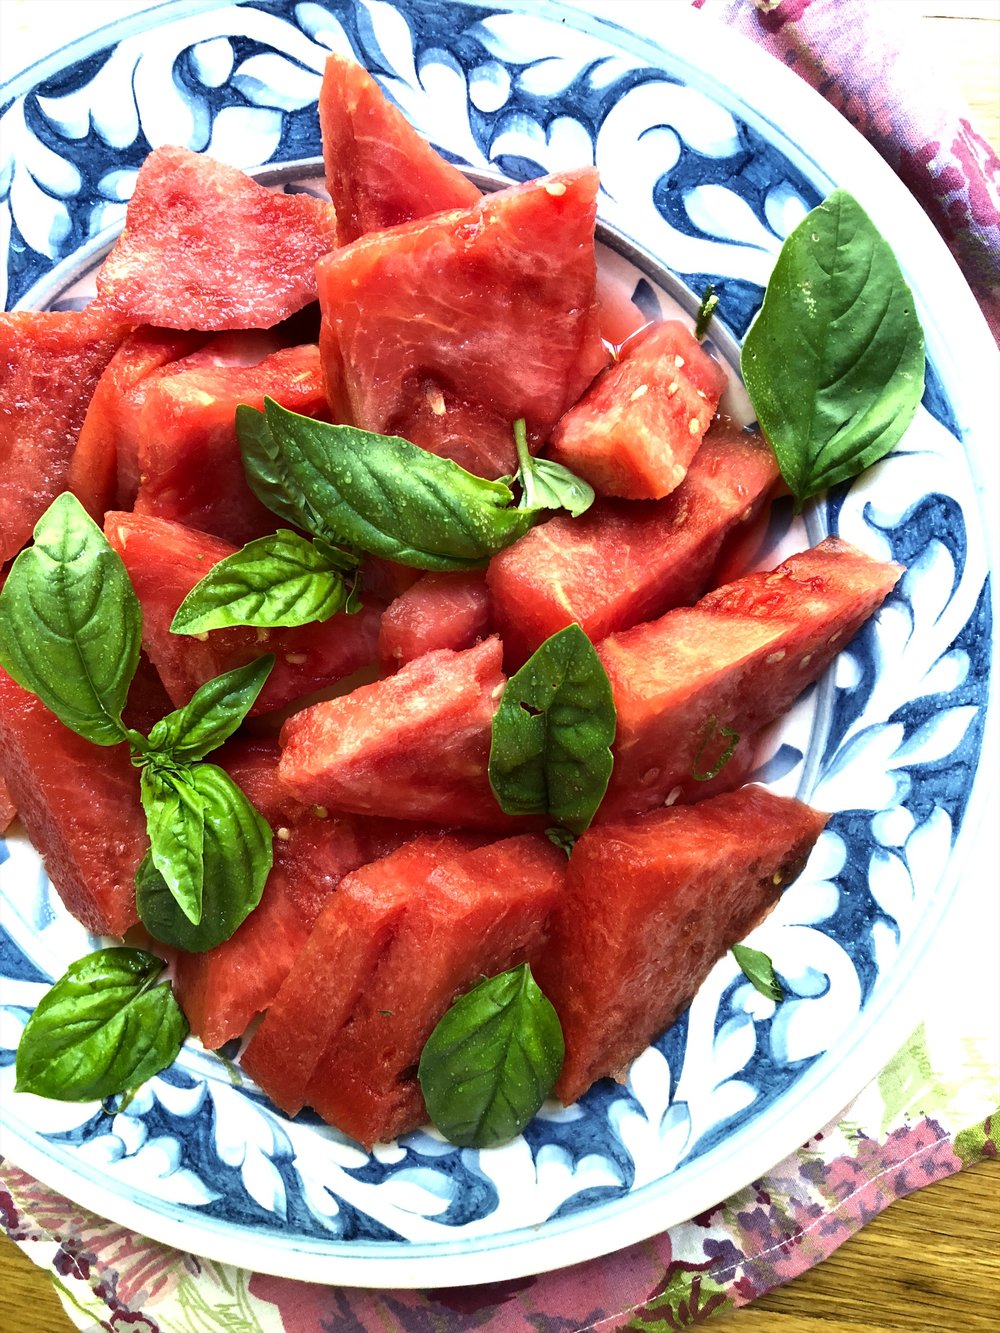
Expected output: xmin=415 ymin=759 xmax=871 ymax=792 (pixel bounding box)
xmin=0 ymin=55 xmax=922 ymax=1152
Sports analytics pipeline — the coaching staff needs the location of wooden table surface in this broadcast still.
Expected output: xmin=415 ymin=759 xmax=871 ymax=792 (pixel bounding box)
xmin=1 ymin=3 xmax=997 ymax=1330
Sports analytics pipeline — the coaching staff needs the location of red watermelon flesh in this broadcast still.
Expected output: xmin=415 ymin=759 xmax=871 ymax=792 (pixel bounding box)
xmin=548 ymin=320 xmax=727 ymax=499
xmin=94 ymin=146 xmax=339 ymax=331
xmin=378 ymin=570 xmax=491 ymax=672
xmin=0 ymin=308 xmax=129 ymax=563
xmin=596 ymin=537 xmax=903 ymax=821
xmin=317 ymin=170 xmax=609 ymax=478
xmin=0 ymin=776 xmax=15 ymax=833
xmin=277 ymin=637 xmax=518 ymax=829
xmin=133 ymin=344 xmax=328 ymax=546
xmin=319 ymin=55 xmax=480 ymax=244
xmin=0 ymin=668 xmax=145 ymax=937
xmin=104 ymin=512 xmax=382 ymax=717
xmin=534 ymin=787 xmax=828 ymax=1104
xmin=241 ymin=832 xmax=478 ymax=1116
xmin=300 ymin=833 xmax=566 ymax=1146
xmin=172 ymin=739 xmax=424 ymax=1049
xmin=488 ymin=421 xmax=779 ymax=668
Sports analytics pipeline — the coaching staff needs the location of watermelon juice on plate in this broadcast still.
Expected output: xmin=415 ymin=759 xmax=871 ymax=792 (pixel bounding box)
xmin=0 ymin=0 xmax=997 ymax=1289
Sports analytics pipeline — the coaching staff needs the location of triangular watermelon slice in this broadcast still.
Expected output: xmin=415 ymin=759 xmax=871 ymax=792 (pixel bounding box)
xmin=104 ymin=512 xmax=382 ymax=717
xmin=316 ymin=170 xmax=609 ymax=477
xmin=320 ymin=55 xmax=480 ymax=243
xmin=534 ymin=786 xmax=828 ymax=1103
xmin=377 ymin=569 xmax=491 ymax=671
xmin=1 ymin=308 xmax=129 ymax=563
xmin=94 ymin=146 xmax=338 ymax=331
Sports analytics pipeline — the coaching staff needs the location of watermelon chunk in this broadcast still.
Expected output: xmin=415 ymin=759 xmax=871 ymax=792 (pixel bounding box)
xmin=94 ymin=146 xmax=338 ymax=331
xmin=277 ymin=637 xmax=517 ymax=828
xmin=172 ymin=740 xmax=423 ymax=1048
xmin=241 ymin=832 xmax=478 ymax=1116
xmin=596 ymin=537 xmax=904 ymax=820
xmin=488 ymin=421 xmax=779 ymax=667
xmin=133 ymin=344 xmax=329 ymax=546
xmin=293 ymin=833 xmax=565 ymax=1146
xmin=378 ymin=570 xmax=491 ymax=671
xmin=0 ymin=776 xmax=15 ymax=833
xmin=548 ymin=321 xmax=727 ymax=499
xmin=0 ymin=668 xmax=145 ymax=937
xmin=534 ymin=787 xmax=828 ymax=1104
xmin=104 ymin=512 xmax=382 ymax=717
xmin=317 ymin=170 xmax=608 ymax=477
xmin=0 ymin=308 xmax=129 ymax=563
xmin=319 ymin=55 xmax=479 ymax=243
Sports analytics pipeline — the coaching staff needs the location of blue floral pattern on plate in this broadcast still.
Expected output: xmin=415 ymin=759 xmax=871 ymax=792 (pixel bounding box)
xmin=0 ymin=0 xmax=993 ymax=1284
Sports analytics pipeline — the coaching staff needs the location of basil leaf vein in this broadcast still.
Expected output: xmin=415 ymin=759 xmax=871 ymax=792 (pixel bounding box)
xmin=418 ymin=964 xmax=564 ymax=1148
xmin=0 ymin=493 xmax=140 ymax=746
xmin=15 ymin=948 xmax=188 ymax=1101
xmin=489 ymin=624 xmax=616 ymax=834
xmin=732 ymin=943 xmax=784 ymax=1003
xmin=741 ymin=189 xmax=925 ymax=507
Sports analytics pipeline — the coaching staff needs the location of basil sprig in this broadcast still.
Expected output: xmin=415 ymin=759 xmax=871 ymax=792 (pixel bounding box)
xmin=732 ymin=944 xmax=784 ymax=1003
xmin=488 ymin=624 xmax=616 ymax=834
xmin=741 ymin=189 xmax=925 ymax=508
xmin=170 ymin=530 xmax=360 ymax=635
xmin=503 ymin=418 xmax=594 ymax=518
xmin=0 ymin=493 xmax=141 ymax=746
xmin=418 ymin=964 xmax=564 ymax=1148
xmin=237 ymin=399 xmax=536 ymax=571
xmin=695 ymin=283 xmax=719 ymax=341
xmin=0 ymin=493 xmax=273 ymax=944
xmin=15 ymin=948 xmax=188 ymax=1101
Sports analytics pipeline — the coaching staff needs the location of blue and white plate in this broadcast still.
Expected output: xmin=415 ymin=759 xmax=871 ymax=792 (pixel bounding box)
xmin=1 ymin=0 xmax=996 ymax=1288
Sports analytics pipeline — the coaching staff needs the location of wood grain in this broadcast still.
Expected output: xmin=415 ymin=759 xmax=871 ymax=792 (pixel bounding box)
xmin=1 ymin=8 xmax=996 ymax=1332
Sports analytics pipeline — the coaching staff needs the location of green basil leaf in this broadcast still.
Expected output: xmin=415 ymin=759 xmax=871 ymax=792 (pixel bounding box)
xmin=252 ymin=399 xmax=535 ymax=570
xmin=545 ymin=826 xmax=577 ymax=858
xmin=691 ymin=716 xmax=740 ymax=782
xmin=140 ymin=765 xmax=208 ymax=926
xmin=170 ymin=531 xmax=358 ymax=634
xmin=145 ymin=657 xmax=274 ymax=763
xmin=418 ymin=963 xmax=564 ymax=1148
xmin=135 ymin=764 xmax=272 ymax=952
xmin=0 ymin=493 xmax=140 ymax=746
xmin=236 ymin=403 xmax=338 ymax=539
xmin=15 ymin=948 xmax=188 ymax=1101
xmin=732 ymin=943 xmax=784 ymax=1003
xmin=695 ymin=283 xmax=719 ymax=341
xmin=489 ymin=624 xmax=616 ymax=834
xmin=741 ymin=189 xmax=925 ymax=507
xmin=511 ymin=418 xmax=594 ymax=518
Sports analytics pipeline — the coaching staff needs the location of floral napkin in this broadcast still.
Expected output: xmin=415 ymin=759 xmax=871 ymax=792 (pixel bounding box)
xmin=2 ymin=0 xmax=998 ymax=1329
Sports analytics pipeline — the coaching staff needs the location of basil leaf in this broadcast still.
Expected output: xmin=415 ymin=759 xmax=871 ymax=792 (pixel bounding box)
xmin=135 ymin=764 xmax=272 ymax=952
xmin=510 ymin=418 xmax=594 ymax=518
xmin=418 ymin=963 xmax=564 ymax=1148
xmin=545 ymin=826 xmax=577 ymax=858
xmin=732 ymin=943 xmax=784 ymax=1003
xmin=170 ymin=531 xmax=358 ymax=634
xmin=140 ymin=764 xmax=208 ymax=925
xmin=144 ymin=657 xmax=274 ymax=763
xmin=0 ymin=493 xmax=140 ymax=746
xmin=489 ymin=624 xmax=616 ymax=834
xmin=691 ymin=716 xmax=740 ymax=782
xmin=246 ymin=399 xmax=535 ymax=570
xmin=695 ymin=283 xmax=719 ymax=341
xmin=236 ymin=403 xmax=337 ymax=539
xmin=15 ymin=948 xmax=187 ymax=1101
xmin=741 ymin=189 xmax=925 ymax=507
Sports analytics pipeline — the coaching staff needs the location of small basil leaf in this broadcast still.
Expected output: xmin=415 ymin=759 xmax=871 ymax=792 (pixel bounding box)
xmin=0 ymin=493 xmax=140 ymax=746
xmin=170 ymin=532 xmax=358 ymax=634
xmin=695 ymin=283 xmax=719 ymax=341
xmin=140 ymin=765 xmax=208 ymax=926
xmin=511 ymin=418 xmax=594 ymax=518
xmin=741 ymin=189 xmax=925 ymax=507
xmin=15 ymin=948 xmax=188 ymax=1101
xmin=545 ymin=827 xmax=576 ymax=858
xmin=691 ymin=716 xmax=740 ymax=782
xmin=236 ymin=404 xmax=337 ymax=539
xmin=489 ymin=624 xmax=616 ymax=834
xmin=732 ymin=944 xmax=784 ymax=1003
xmin=145 ymin=657 xmax=274 ymax=763
xmin=418 ymin=963 xmax=564 ymax=1148
xmin=260 ymin=398 xmax=536 ymax=570
xmin=135 ymin=764 xmax=272 ymax=952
